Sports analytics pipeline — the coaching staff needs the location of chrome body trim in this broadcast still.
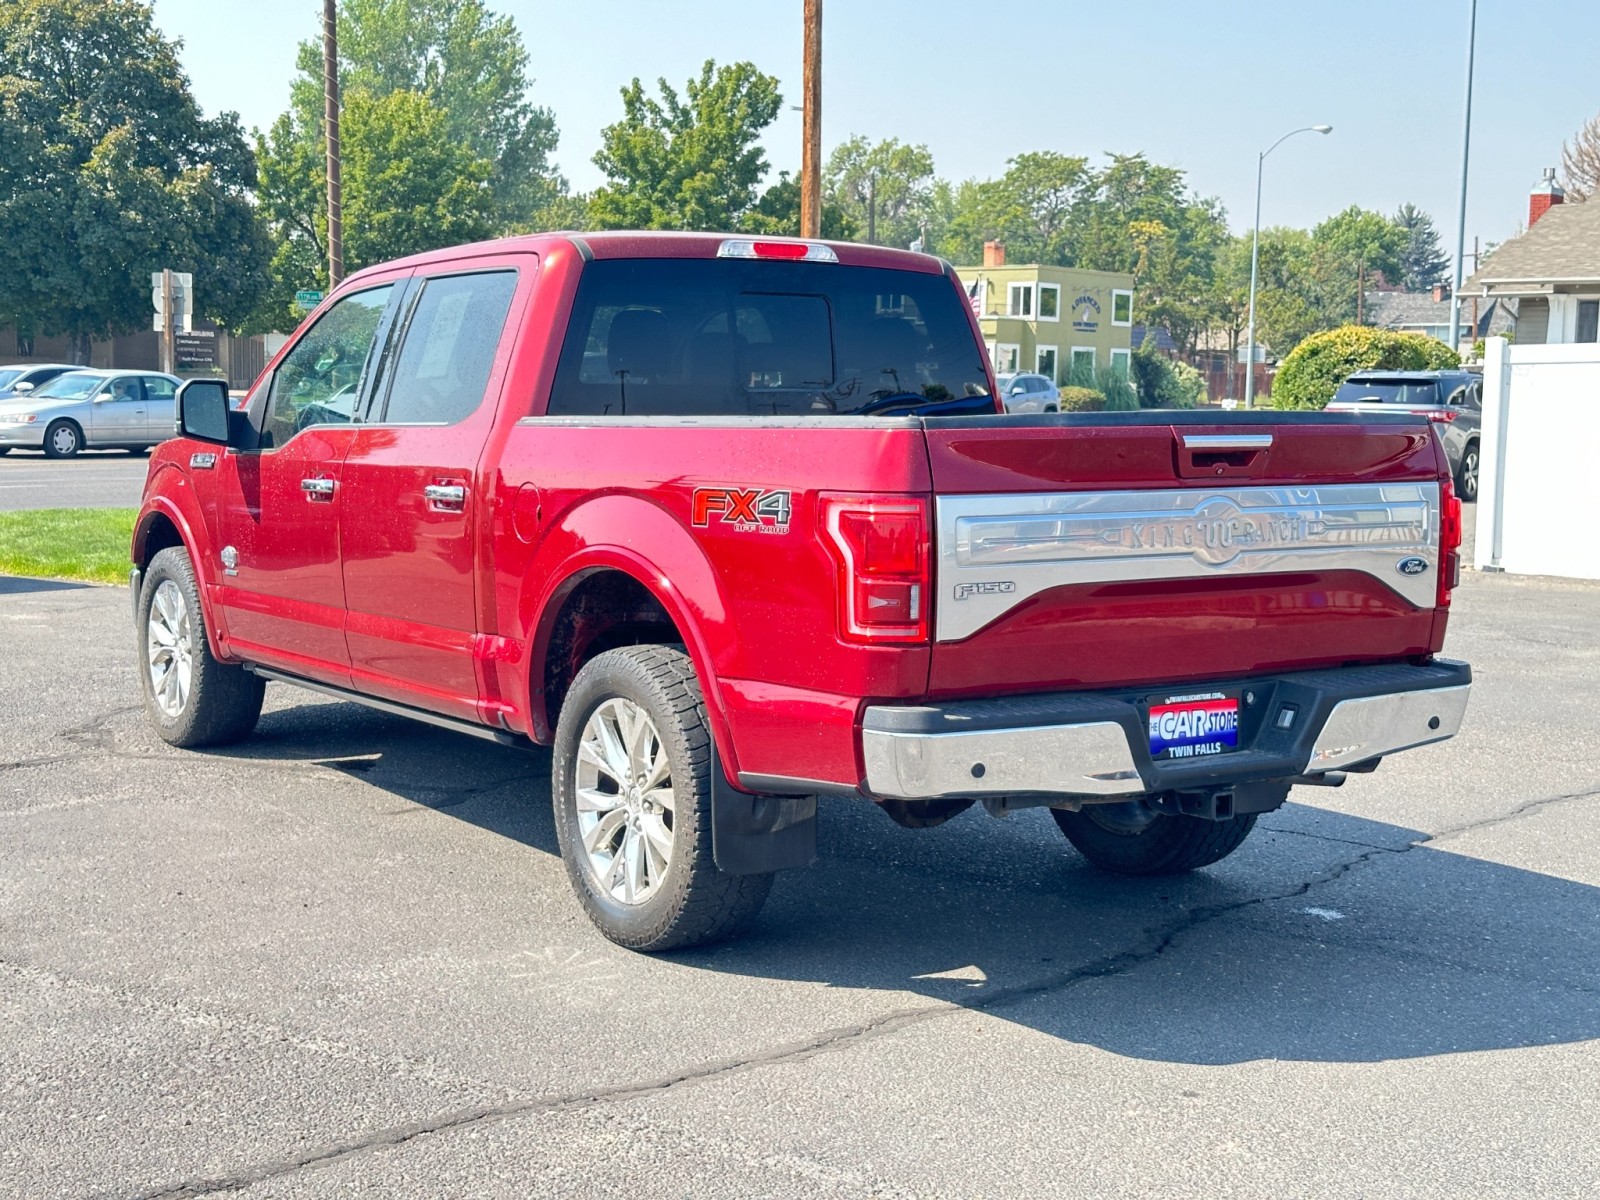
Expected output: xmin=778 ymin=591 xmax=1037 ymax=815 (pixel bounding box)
xmin=1181 ymin=433 xmax=1274 ymax=450
xmin=1307 ymin=684 xmax=1471 ymax=770
xmin=935 ymin=483 xmax=1440 ymax=641
xmin=861 ymin=721 xmax=1144 ymax=802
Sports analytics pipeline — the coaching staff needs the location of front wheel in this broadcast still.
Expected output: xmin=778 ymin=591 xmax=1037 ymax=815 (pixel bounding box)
xmin=1456 ymin=442 xmax=1479 ymax=503
xmin=138 ymin=547 xmax=265 ymax=747
xmin=552 ymin=645 xmax=772 ymax=952
xmin=43 ymin=420 xmax=82 ymax=459
xmin=1052 ymin=801 xmax=1257 ymax=875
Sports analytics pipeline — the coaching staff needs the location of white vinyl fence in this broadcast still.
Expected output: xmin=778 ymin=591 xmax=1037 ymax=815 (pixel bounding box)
xmin=1476 ymin=337 xmax=1600 ymax=580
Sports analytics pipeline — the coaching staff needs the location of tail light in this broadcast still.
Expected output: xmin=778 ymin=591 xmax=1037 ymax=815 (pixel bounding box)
xmin=718 ymin=238 xmax=839 ymax=263
xmin=1426 ymin=410 xmax=1458 ymax=423
xmin=819 ymin=494 xmax=930 ymax=642
xmin=1438 ymin=475 xmax=1462 ymax=608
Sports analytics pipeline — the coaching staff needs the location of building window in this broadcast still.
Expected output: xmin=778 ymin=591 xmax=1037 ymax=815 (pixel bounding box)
xmin=1038 ymin=284 xmax=1060 ymax=322
xmin=1069 ymin=346 xmax=1096 ymax=381
xmin=1007 ymin=283 xmax=1033 ymax=318
xmin=1578 ymin=300 xmax=1599 ymax=344
xmin=1109 ymin=347 xmax=1131 ymax=377
xmin=995 ymin=343 xmax=1021 ymax=373
xmin=1111 ymin=289 xmax=1133 ymax=327
xmin=1036 ymin=345 xmax=1058 ymax=380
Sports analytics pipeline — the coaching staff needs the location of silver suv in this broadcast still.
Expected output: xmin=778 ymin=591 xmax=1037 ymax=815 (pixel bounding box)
xmin=1327 ymin=370 xmax=1482 ymax=501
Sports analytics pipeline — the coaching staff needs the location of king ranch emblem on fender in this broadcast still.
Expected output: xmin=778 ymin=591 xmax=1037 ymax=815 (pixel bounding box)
xmin=691 ymin=487 xmax=792 ymax=535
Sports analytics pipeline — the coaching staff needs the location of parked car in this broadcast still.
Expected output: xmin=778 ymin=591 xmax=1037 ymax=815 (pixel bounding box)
xmin=1326 ymin=369 xmax=1482 ymax=501
xmin=0 ymin=363 xmax=75 ymax=403
xmin=0 ymin=369 xmax=182 ymax=458
xmin=996 ymin=371 xmax=1060 ymax=413
xmin=131 ymin=232 xmax=1471 ymax=952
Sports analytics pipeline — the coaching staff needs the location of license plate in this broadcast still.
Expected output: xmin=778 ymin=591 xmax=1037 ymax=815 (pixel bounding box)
xmin=1148 ymin=692 xmax=1240 ymax=760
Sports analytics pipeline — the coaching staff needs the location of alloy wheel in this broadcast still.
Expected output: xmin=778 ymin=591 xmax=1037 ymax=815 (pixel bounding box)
xmin=574 ymin=697 xmax=676 ymax=905
xmin=146 ymin=580 xmax=194 ymax=718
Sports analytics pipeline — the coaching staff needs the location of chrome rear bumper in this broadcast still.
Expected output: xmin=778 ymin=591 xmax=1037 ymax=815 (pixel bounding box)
xmin=861 ymin=660 xmax=1472 ymax=802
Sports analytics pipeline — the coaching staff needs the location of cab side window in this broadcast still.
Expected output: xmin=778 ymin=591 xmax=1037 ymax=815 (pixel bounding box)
xmin=262 ymin=285 xmax=395 ymax=449
xmin=377 ymin=271 xmax=517 ymax=426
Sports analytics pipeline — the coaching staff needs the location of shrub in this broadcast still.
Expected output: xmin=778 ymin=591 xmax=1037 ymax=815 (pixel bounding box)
xmin=1096 ymin=364 xmax=1139 ymax=411
xmin=1130 ymin=343 xmax=1182 ymax=409
xmin=1055 ymin=386 xmax=1105 ymax=412
xmin=1271 ymin=325 xmax=1461 ymax=410
xmin=1171 ymin=361 xmax=1205 ymax=408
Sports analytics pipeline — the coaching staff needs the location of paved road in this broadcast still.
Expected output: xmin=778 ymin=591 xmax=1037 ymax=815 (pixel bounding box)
xmin=3 ymin=563 xmax=1596 ymax=1198
xmin=0 ymin=452 xmax=149 ymax=510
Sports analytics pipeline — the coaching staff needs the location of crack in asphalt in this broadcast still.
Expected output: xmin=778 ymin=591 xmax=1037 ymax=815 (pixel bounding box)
xmin=114 ymin=784 xmax=1600 ymax=1200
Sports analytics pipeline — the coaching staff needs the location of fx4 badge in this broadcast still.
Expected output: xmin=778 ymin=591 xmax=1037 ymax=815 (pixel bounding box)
xmin=692 ymin=487 xmax=792 ymax=534
xmin=954 ymin=580 xmax=1016 ymax=601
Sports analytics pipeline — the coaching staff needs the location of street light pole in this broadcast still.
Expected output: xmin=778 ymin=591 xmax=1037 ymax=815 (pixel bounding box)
xmin=1448 ymin=0 xmax=1478 ymax=353
xmin=1243 ymin=124 xmax=1332 ymax=409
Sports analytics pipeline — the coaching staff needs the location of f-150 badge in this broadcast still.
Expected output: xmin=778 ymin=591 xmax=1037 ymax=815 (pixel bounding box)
xmin=692 ymin=487 xmax=791 ymax=534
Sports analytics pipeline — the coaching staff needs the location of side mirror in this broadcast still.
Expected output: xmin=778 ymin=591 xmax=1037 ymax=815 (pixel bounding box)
xmin=12 ymin=381 xmax=33 ymax=394
xmin=176 ymin=378 xmax=232 ymax=445
xmin=1009 ymin=383 xmax=1026 ymax=396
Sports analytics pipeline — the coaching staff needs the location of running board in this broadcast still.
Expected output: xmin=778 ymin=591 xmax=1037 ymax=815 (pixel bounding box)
xmin=244 ymin=665 xmax=528 ymax=748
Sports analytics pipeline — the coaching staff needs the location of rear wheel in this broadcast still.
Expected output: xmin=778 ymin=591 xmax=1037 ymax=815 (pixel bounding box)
xmin=138 ymin=547 xmax=265 ymax=747
xmin=552 ymin=645 xmax=772 ymax=952
xmin=1052 ymin=801 xmax=1257 ymax=876
xmin=1456 ymin=441 xmax=1479 ymax=503
xmin=43 ymin=420 xmax=82 ymax=459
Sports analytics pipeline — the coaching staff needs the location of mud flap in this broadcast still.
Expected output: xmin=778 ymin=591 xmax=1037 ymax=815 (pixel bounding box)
xmin=711 ymin=747 xmax=817 ymax=874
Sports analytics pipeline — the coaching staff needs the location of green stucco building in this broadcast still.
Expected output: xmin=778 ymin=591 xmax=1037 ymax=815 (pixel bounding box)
xmin=956 ymin=242 xmax=1135 ymax=384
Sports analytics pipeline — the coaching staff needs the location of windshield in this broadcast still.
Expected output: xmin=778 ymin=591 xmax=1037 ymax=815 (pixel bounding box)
xmin=1333 ymin=379 xmax=1442 ymax=406
xmin=547 ymin=259 xmax=993 ymax=418
xmin=30 ymin=372 xmax=104 ymax=401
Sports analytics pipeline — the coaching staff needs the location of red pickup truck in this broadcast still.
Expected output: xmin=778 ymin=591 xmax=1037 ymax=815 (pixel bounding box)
xmin=133 ymin=232 xmax=1471 ymax=951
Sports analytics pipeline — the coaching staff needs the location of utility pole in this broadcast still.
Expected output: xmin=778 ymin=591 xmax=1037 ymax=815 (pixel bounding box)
xmin=799 ymin=0 xmax=822 ymax=238
xmin=323 ymin=0 xmax=344 ymax=288
xmin=1448 ymin=0 xmax=1477 ymax=353
xmin=1357 ymin=257 xmax=1365 ymax=325
xmin=160 ymin=269 xmax=175 ymax=376
xmin=1469 ymin=235 xmax=1480 ymax=346
xmin=866 ymin=169 xmax=877 ymax=245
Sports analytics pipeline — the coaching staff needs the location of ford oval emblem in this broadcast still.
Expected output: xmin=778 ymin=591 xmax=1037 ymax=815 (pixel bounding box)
xmin=1396 ymin=556 xmax=1429 ymax=577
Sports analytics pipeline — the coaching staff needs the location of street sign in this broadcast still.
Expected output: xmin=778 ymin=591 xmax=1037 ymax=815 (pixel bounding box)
xmin=294 ymin=289 xmax=324 ymax=312
xmin=152 ymin=270 xmax=193 ymax=333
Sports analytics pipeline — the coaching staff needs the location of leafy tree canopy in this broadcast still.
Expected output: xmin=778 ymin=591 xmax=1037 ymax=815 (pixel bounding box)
xmin=0 ymin=0 xmax=269 ymax=355
xmin=1394 ymin=202 xmax=1450 ymax=291
xmin=588 ymin=60 xmax=782 ymax=231
xmin=823 ymin=136 xmax=938 ymax=250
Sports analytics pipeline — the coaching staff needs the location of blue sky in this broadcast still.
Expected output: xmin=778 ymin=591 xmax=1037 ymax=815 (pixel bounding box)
xmin=152 ymin=0 xmax=1600 ymax=258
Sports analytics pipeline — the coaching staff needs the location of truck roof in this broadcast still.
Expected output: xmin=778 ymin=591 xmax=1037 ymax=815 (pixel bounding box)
xmin=346 ymin=231 xmax=949 ymax=286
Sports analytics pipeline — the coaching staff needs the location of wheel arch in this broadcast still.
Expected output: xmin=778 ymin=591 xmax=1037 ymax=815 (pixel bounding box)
xmin=132 ymin=473 xmax=227 ymax=658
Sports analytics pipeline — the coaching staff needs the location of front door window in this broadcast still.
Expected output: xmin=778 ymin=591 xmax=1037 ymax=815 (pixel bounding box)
xmin=262 ymin=285 xmax=395 ymax=448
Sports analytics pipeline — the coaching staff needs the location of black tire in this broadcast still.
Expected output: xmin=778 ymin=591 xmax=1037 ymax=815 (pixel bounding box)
xmin=1456 ymin=441 xmax=1479 ymax=503
xmin=1052 ymin=801 xmax=1257 ymax=876
xmin=137 ymin=546 xmax=265 ymax=748
xmin=127 ymin=446 xmax=151 ymax=456
xmin=552 ymin=645 xmax=772 ymax=952
xmin=42 ymin=419 xmax=82 ymax=459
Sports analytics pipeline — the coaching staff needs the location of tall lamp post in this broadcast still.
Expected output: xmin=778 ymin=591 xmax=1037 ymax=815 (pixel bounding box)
xmin=1243 ymin=124 xmax=1332 ymax=408
xmin=1448 ymin=0 xmax=1478 ymax=354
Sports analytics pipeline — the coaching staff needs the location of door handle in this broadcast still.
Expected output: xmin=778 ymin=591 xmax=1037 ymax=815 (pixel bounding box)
xmin=301 ymin=477 xmax=336 ymax=499
xmin=424 ymin=483 xmax=467 ymax=512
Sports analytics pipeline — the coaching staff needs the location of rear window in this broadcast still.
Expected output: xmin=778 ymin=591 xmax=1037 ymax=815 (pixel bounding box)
xmin=545 ymin=259 xmax=991 ymax=417
xmin=1333 ymin=379 xmax=1443 ymax=406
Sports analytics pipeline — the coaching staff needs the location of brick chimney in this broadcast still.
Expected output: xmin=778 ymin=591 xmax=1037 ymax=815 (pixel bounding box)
xmin=1431 ymin=283 xmax=1448 ymax=303
xmin=1529 ymin=167 xmax=1565 ymax=227
xmin=982 ymin=240 xmax=1006 ymax=267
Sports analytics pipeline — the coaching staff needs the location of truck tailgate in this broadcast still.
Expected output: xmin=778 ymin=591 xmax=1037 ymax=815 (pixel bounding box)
xmin=922 ymin=412 xmax=1449 ymax=698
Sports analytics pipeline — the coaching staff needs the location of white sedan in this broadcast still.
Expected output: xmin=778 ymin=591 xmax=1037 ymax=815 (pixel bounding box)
xmin=0 ymin=369 xmax=183 ymax=458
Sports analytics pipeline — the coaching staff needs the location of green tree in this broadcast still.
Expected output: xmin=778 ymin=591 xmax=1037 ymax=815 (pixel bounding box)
xmin=938 ymin=152 xmax=1089 ymax=266
xmin=1394 ymin=203 xmax=1450 ymax=292
xmin=289 ymin=0 xmax=565 ymax=229
xmin=738 ymin=171 xmax=857 ymax=240
xmin=588 ymin=60 xmax=782 ymax=231
xmin=1272 ymin=325 xmax=1460 ymax=410
xmin=0 ymin=0 xmax=269 ymax=359
xmin=823 ymin=137 xmax=938 ymax=249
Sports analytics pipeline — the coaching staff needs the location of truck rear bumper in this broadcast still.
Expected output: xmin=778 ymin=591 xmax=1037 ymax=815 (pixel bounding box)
xmin=860 ymin=659 xmax=1471 ymax=802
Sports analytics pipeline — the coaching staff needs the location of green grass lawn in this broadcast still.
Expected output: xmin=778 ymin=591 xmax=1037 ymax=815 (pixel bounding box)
xmin=0 ymin=508 xmax=138 ymax=585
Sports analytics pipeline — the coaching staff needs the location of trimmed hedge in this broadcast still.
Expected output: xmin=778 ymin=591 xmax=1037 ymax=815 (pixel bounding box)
xmin=1271 ymin=325 xmax=1460 ymax=410
xmin=1056 ymin=386 xmax=1105 ymax=412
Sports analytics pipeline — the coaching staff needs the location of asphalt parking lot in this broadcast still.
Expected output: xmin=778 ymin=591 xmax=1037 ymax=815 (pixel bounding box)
xmin=4 ymin=558 xmax=1598 ymax=1198
xmin=0 ymin=453 xmax=150 ymax=510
